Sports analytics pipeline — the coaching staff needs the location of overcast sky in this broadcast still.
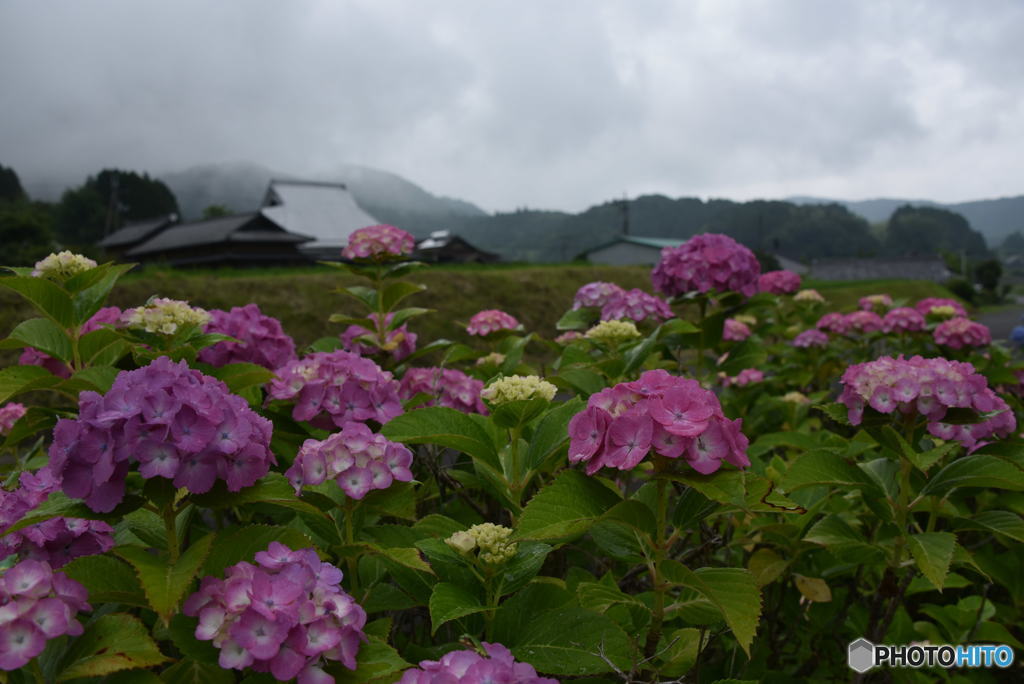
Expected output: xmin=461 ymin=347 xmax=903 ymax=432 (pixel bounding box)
xmin=1 ymin=0 xmax=1022 ymax=213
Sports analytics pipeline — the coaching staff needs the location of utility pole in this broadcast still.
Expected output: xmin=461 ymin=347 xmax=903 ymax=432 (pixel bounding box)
xmin=104 ymin=172 xmax=120 ymax=236
xmin=619 ymin=195 xmax=630 ymax=236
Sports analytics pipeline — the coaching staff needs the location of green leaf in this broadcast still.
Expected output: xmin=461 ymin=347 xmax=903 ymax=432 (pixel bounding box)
xmin=803 ymin=514 xmax=866 ymax=547
xmin=0 ymin=274 xmax=75 ymax=328
xmin=508 ymin=607 xmax=633 ymax=675
xmin=489 ymin=397 xmax=549 ymax=430
xmin=64 ymin=365 xmax=120 ymax=394
xmin=340 ymin=284 xmax=378 ymax=309
xmin=167 ymin=615 xmax=222 ymax=665
xmin=328 ymin=635 xmax=411 ymax=684
xmin=660 ymin=563 xmax=762 ymax=656
xmin=717 ymin=338 xmax=767 ymax=376
xmin=920 ymin=455 xmax=1024 ymax=496
xmin=388 ymin=306 xmax=432 ymax=329
xmin=62 ymin=554 xmax=148 ymax=608
xmin=0 ymin=364 xmax=62 ymax=404
xmin=524 ymin=397 xmax=585 ymax=471
xmin=203 ymin=362 xmax=275 ymax=394
xmin=203 ymin=525 xmax=314 ymax=577
xmin=78 ymin=327 xmax=129 ymax=366
xmin=780 ymin=450 xmax=878 ymax=493
xmin=497 ymin=541 xmax=553 ymax=596
xmin=1 ymin=317 xmax=73 ymax=363
xmin=908 ymin=532 xmax=957 ymax=591
xmin=380 ymin=280 xmax=426 ymax=312
xmin=665 ymin=471 xmax=745 ymax=507
xmin=516 ymin=470 xmax=621 ymax=541
xmin=56 ymin=613 xmax=169 ymax=681
xmin=160 ymin=659 xmax=234 ymax=684
xmin=70 ymin=262 xmax=134 ymax=323
xmin=382 ymin=406 xmax=499 ymax=467
xmin=371 ymin=545 xmax=433 ymax=574
xmin=190 ymin=473 xmax=331 ymax=519
xmin=815 ymin=402 xmax=851 ymax=426
xmin=2 ymin=491 xmax=142 ymax=536
xmin=556 ymin=307 xmax=598 ymax=331
xmin=115 ymin=532 xmax=216 ymax=621
xmin=554 ymin=368 xmax=606 ymax=396
xmin=622 ymin=324 xmax=663 ymax=375
xmin=428 ymin=582 xmax=486 ymax=633
xmin=747 ymin=548 xmax=788 ymax=587
xmin=954 ymin=511 xmax=1024 ymax=543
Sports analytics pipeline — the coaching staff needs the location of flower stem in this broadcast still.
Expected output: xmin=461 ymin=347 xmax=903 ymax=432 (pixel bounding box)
xmin=644 ymin=476 xmax=670 ymax=660
xmin=163 ymin=502 xmax=179 ymax=565
xmin=343 ymin=499 xmax=361 ymax=598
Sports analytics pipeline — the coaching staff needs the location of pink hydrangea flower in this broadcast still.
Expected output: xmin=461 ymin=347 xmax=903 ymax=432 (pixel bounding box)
xmin=342 ymin=224 xmax=414 ymax=260
xmin=199 ymin=304 xmax=297 ymax=370
xmin=0 ymin=559 xmax=90 ymax=670
xmin=758 ymin=270 xmax=801 ymax=295
xmin=554 ymin=331 xmax=582 ymax=345
xmin=18 ymin=307 xmax=122 ymax=379
xmin=398 ymin=368 xmax=486 ymax=414
xmin=286 ymin=422 xmax=413 ymax=499
xmin=399 ymin=642 xmax=557 ymax=684
xmin=839 ymin=355 xmax=1015 ymax=449
xmin=601 ymin=288 xmax=673 ymax=322
xmin=340 ymin=313 xmax=417 ymax=362
xmin=791 ymin=329 xmax=829 ymax=348
xmin=723 ymin=318 xmax=752 ymax=342
xmin=573 ymin=281 xmax=625 ymax=310
xmin=0 ymin=403 xmax=27 ymax=435
xmin=882 ymin=307 xmax=926 ymax=334
xmin=568 ymin=369 xmax=749 ymax=476
xmin=816 ymin=312 xmax=849 ymax=335
xmin=651 ymin=233 xmax=760 ymax=298
xmin=858 ymin=294 xmax=893 ymax=311
xmin=466 ymin=310 xmax=520 ymax=336
xmin=723 ymin=368 xmax=764 ymax=387
xmin=48 ymin=357 xmax=275 ymax=512
xmin=933 ymin=317 xmax=991 ymax=349
xmin=915 ymin=298 xmax=967 ymax=318
xmin=843 ymin=311 xmax=884 ymax=334
xmin=269 ymin=350 xmax=403 ymax=429
xmin=183 ymin=542 xmax=366 ymax=682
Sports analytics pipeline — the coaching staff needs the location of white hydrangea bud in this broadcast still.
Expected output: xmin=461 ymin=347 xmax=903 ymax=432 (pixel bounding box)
xmin=584 ymin=319 xmax=641 ymax=343
xmin=31 ymin=251 xmax=98 ymax=280
xmin=122 ymin=297 xmax=211 ymax=335
xmin=480 ymin=375 xmax=557 ymax=404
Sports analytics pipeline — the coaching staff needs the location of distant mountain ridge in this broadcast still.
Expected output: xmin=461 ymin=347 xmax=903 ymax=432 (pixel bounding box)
xmin=787 ymin=195 xmax=1024 ymax=244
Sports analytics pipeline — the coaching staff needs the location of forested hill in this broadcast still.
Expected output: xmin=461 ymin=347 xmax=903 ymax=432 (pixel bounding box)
xmin=444 ymin=196 xmax=988 ymax=263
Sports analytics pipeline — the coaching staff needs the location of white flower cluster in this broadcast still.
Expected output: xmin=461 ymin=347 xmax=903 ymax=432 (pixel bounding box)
xmin=121 ymin=297 xmax=211 ymax=335
xmin=794 ymin=289 xmax=826 ymax=304
xmin=31 ymin=251 xmax=97 ymax=280
xmin=585 ymin=319 xmax=641 ymax=343
xmin=480 ymin=375 xmax=557 ymax=404
xmin=445 ymin=523 xmax=518 ymax=564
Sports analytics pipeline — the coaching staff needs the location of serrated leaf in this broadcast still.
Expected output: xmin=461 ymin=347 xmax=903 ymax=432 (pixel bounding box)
xmin=2 ymin=491 xmax=144 ymax=536
xmin=380 ymin=280 xmax=426 ymax=312
xmin=381 ymin=406 xmax=499 ymax=467
xmin=115 ymin=532 xmax=215 ymax=621
xmin=747 ymin=548 xmax=787 ymax=587
xmin=780 ymin=450 xmax=878 ymax=493
xmin=372 ymin=545 xmax=433 ymax=574
xmin=555 ymin=307 xmax=598 ymax=331
xmin=508 ymin=606 xmax=632 ymax=675
xmin=0 ymin=364 xmax=62 ymax=404
xmin=340 ymin=284 xmax=378 ymax=309
xmin=1 ymin=317 xmax=73 ymax=363
xmin=516 ymin=470 xmax=621 ymax=541
xmin=489 ymin=397 xmax=549 ymax=430
xmin=622 ymin=324 xmax=663 ymax=375
xmin=56 ymin=613 xmax=168 ymax=681
xmin=920 ymin=455 xmax=1024 ymax=496
xmin=328 ymin=635 xmax=411 ymax=683
xmin=908 ymin=532 xmax=957 ymax=591
xmin=190 ymin=472 xmax=330 ymax=519
xmin=160 ymin=659 xmax=234 ymax=684
xmin=554 ymin=368 xmax=606 ymax=396
xmin=524 ymin=397 xmax=585 ymax=471
xmin=203 ymin=362 xmax=275 ymax=394
xmin=954 ymin=510 xmax=1024 ymax=543
xmin=717 ymin=338 xmax=767 ymax=376
xmin=202 ymin=525 xmax=314 ymax=577
xmin=0 ymin=274 xmax=75 ymax=328
xmin=665 ymin=470 xmax=746 ymax=506
xmin=167 ymin=615 xmax=222 ymax=665
xmin=660 ymin=563 xmax=762 ymax=656
xmin=803 ymin=514 xmax=865 ymax=547
xmin=428 ymin=582 xmax=486 ymax=633
xmin=497 ymin=541 xmax=552 ymax=596
xmin=62 ymin=554 xmax=148 ymax=608
xmin=64 ymin=365 xmax=120 ymax=394
xmin=815 ymin=402 xmax=851 ymax=426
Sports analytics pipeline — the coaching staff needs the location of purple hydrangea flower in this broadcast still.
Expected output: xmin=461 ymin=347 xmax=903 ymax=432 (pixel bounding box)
xmin=341 ymin=312 xmax=417 ymax=362
xmin=933 ymin=317 xmax=991 ymax=349
xmin=466 ymin=310 xmax=520 ymax=336
xmin=19 ymin=307 xmax=122 ymax=379
xmin=572 ymin=281 xmax=625 ymax=310
xmin=723 ymin=318 xmax=752 ymax=342
xmin=399 ymin=368 xmax=486 ymax=414
xmin=722 ymin=368 xmax=764 ymax=387
xmin=915 ymin=298 xmax=967 ymax=318
xmin=286 ymin=422 xmax=414 ymax=499
xmin=399 ymin=642 xmax=557 ymax=684
xmin=816 ymin=312 xmax=849 ymax=335
xmin=758 ymin=270 xmax=801 ymax=295
xmin=568 ymin=369 xmax=749 ymax=476
xmin=839 ymin=355 xmax=1015 ymax=449
xmin=858 ymin=294 xmax=893 ymax=311
xmin=0 ymin=559 xmax=91 ymax=670
xmin=843 ymin=311 xmax=884 ymax=334
xmin=48 ymin=357 xmax=275 ymax=512
xmin=791 ymin=329 xmax=829 ymax=348
xmin=600 ymin=288 xmax=673 ymax=322
xmin=882 ymin=307 xmax=926 ymax=334
xmin=342 ymin=224 xmax=414 ymax=260
xmin=199 ymin=304 xmax=297 ymax=370
xmin=183 ymin=542 xmax=366 ymax=682
xmin=651 ymin=233 xmax=760 ymax=298
xmin=0 ymin=404 xmax=27 ymax=436
xmin=269 ymin=350 xmax=403 ymax=428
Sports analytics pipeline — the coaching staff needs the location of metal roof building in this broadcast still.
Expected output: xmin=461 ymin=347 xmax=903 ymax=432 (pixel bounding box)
xmin=260 ymin=180 xmax=380 ymax=260
xmin=97 ymin=214 xmax=178 ymax=258
xmin=580 ymin=236 xmax=685 ymax=266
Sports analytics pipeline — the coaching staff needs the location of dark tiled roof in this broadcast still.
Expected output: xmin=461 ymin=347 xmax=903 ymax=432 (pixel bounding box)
xmin=126 ymin=214 xmax=312 ymax=256
xmin=97 ymin=214 xmax=176 ymax=248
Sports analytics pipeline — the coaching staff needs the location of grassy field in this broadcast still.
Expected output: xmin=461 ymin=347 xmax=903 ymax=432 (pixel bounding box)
xmin=1 ymin=265 xmax=960 ymax=360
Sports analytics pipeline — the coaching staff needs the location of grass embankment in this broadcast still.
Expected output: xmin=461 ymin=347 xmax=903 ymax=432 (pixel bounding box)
xmin=1 ymin=266 xmax=959 ymax=357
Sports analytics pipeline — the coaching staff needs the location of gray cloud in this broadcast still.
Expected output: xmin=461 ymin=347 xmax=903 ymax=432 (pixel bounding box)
xmin=1 ymin=0 xmax=1021 ymax=212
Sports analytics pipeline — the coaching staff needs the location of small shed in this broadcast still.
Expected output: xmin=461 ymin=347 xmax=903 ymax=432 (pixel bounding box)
xmin=581 ymin=236 xmax=685 ymax=266
xmin=97 ymin=214 xmax=178 ymax=259
xmin=125 ymin=213 xmax=313 ymax=267
xmin=414 ymin=231 xmax=498 ymax=264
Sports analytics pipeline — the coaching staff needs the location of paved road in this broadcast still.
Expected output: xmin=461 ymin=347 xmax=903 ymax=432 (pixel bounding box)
xmin=977 ymin=306 xmax=1024 ymax=344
